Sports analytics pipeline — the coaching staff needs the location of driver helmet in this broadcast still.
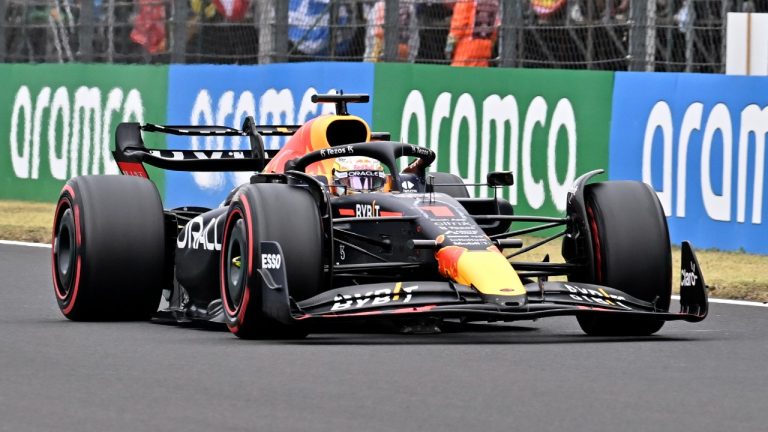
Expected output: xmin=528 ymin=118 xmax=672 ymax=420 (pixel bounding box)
xmin=331 ymin=157 xmax=387 ymax=195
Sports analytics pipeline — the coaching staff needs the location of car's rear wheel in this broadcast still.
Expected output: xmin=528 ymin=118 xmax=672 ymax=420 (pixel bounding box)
xmin=52 ymin=175 xmax=166 ymax=321
xmin=569 ymin=181 xmax=672 ymax=336
xmin=220 ymin=183 xmax=324 ymax=339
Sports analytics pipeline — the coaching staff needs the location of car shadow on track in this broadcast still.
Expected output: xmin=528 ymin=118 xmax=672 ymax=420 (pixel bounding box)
xmin=157 ymin=320 xmax=703 ymax=346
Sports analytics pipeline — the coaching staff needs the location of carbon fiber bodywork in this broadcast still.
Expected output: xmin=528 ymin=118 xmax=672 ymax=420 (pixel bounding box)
xmin=110 ymin=94 xmax=708 ymax=335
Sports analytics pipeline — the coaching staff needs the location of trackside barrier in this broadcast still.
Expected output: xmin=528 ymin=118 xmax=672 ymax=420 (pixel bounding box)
xmin=1 ymin=63 xmax=765 ymax=253
xmin=371 ymin=63 xmax=613 ymax=221
xmin=0 ymin=63 xmax=168 ymax=202
xmin=610 ymin=72 xmax=768 ymax=254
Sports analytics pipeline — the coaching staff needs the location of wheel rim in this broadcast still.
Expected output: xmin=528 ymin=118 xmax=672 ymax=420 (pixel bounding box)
xmin=54 ymin=207 xmax=77 ymax=298
xmin=225 ymin=219 xmax=247 ymax=311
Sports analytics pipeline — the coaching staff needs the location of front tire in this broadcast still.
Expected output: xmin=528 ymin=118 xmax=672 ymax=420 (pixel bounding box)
xmin=569 ymin=181 xmax=672 ymax=336
xmin=52 ymin=175 xmax=166 ymax=321
xmin=220 ymin=183 xmax=325 ymax=339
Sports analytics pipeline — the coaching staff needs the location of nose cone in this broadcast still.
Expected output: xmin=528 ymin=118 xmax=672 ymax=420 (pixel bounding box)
xmin=436 ymin=246 xmax=528 ymax=303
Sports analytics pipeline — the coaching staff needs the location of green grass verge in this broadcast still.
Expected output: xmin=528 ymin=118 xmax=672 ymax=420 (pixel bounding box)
xmin=513 ymin=238 xmax=768 ymax=303
xmin=0 ymin=200 xmax=56 ymax=243
xmin=3 ymin=199 xmax=767 ymax=302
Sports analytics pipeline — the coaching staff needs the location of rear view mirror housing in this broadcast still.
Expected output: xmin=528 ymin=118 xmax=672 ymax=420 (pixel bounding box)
xmin=487 ymin=171 xmax=514 ymax=187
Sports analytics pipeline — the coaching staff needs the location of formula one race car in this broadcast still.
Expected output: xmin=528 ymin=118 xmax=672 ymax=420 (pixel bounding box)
xmin=51 ymin=93 xmax=708 ymax=339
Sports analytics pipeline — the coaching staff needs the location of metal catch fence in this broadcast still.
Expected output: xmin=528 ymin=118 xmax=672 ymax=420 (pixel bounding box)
xmin=0 ymin=0 xmax=760 ymax=72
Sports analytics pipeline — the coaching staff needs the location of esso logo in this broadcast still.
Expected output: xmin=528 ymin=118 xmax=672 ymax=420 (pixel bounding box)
xmin=261 ymin=253 xmax=282 ymax=270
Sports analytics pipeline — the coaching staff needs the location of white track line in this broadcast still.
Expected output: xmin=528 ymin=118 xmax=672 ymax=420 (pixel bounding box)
xmin=2 ymin=240 xmax=767 ymax=307
xmin=0 ymin=240 xmax=51 ymax=248
xmin=672 ymin=295 xmax=768 ymax=307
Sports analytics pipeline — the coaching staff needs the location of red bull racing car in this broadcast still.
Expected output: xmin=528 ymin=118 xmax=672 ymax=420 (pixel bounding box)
xmin=51 ymin=93 xmax=708 ymax=339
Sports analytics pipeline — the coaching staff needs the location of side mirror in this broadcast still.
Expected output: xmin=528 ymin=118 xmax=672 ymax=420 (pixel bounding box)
xmin=487 ymin=171 xmax=514 ymax=187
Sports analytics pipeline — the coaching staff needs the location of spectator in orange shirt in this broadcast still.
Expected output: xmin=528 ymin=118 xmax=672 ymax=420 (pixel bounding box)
xmin=445 ymin=0 xmax=500 ymax=67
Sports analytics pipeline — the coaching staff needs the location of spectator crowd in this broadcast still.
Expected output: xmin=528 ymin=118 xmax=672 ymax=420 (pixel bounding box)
xmin=2 ymin=0 xmax=761 ymax=71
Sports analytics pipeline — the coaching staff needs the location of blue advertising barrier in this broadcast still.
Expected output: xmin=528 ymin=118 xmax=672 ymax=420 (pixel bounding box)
xmin=164 ymin=62 xmax=374 ymax=208
xmin=610 ymin=72 xmax=768 ymax=253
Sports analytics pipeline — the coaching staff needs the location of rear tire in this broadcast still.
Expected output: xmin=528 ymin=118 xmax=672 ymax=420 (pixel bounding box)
xmin=52 ymin=175 xmax=166 ymax=321
xmin=571 ymin=181 xmax=671 ymax=336
xmin=220 ymin=183 xmax=324 ymax=339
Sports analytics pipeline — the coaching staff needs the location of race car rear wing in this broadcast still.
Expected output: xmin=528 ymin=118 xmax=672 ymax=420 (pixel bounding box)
xmin=114 ymin=118 xmax=391 ymax=178
xmin=112 ymin=117 xmax=292 ymax=177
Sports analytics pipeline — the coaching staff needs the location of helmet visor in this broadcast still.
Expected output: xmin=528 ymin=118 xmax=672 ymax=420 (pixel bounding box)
xmin=334 ymin=170 xmax=387 ymax=192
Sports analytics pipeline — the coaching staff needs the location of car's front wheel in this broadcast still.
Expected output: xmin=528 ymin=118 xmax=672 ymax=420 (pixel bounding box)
xmin=220 ymin=183 xmax=325 ymax=339
xmin=566 ymin=181 xmax=672 ymax=336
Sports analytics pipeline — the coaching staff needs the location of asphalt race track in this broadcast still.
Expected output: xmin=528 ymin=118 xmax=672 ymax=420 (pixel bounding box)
xmin=2 ymin=242 xmax=768 ymax=432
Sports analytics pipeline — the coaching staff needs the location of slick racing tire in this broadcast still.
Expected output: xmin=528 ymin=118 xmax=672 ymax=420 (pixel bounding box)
xmin=572 ymin=181 xmax=672 ymax=336
xmin=220 ymin=183 xmax=324 ymax=339
xmin=52 ymin=175 xmax=166 ymax=321
xmin=429 ymin=172 xmax=470 ymax=198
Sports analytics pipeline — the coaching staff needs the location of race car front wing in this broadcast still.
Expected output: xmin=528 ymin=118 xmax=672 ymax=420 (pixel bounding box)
xmin=258 ymin=241 xmax=708 ymax=326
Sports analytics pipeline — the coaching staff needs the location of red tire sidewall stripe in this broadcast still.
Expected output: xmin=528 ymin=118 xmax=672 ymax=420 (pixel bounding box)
xmin=241 ymin=195 xmax=254 ymax=276
xmin=221 ymin=195 xmax=255 ymax=333
xmin=234 ymin=195 xmax=254 ymax=331
xmin=586 ymin=204 xmax=603 ymax=284
xmin=53 ymin=185 xmax=83 ymax=315
xmin=62 ymin=203 xmax=84 ymax=314
xmin=221 ymin=207 xmax=243 ymax=316
xmin=52 ymin=196 xmax=69 ymax=301
xmin=63 ymin=260 xmax=83 ymax=315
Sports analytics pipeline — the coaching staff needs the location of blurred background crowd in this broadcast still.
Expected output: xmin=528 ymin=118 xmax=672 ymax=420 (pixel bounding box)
xmin=1 ymin=0 xmax=766 ymax=72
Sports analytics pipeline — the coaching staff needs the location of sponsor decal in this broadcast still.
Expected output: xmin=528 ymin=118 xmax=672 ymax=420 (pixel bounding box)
xmin=355 ymin=201 xmax=381 ymax=217
xmin=372 ymin=65 xmax=610 ymax=215
xmin=8 ymin=85 xmax=145 ymax=180
xmin=117 ymin=161 xmax=148 ymax=178
xmin=0 ymin=64 xmax=166 ymax=202
xmin=401 ymin=180 xmax=416 ymax=192
xmin=421 ymin=205 xmax=454 ymax=218
xmin=340 ymin=204 xmax=401 ymax=218
xmin=610 ymin=72 xmax=768 ymax=253
xmin=261 ymin=253 xmax=282 ymax=270
xmin=409 ymin=144 xmax=432 ymax=157
xmin=331 ymin=283 xmax=419 ymax=311
xmin=638 ymin=100 xmax=767 ymax=223
xmin=564 ymin=284 xmax=631 ymax=310
xmin=419 ymin=199 xmax=489 ymax=248
xmin=681 ymin=263 xmax=698 ymax=287
xmin=397 ymin=90 xmax=578 ymax=208
xmin=148 ymin=149 xmax=247 ymax=160
xmin=177 ymin=215 xmax=223 ymax=251
xmin=319 ymin=145 xmax=354 ymax=158
xmin=344 ymin=170 xmax=378 ymax=177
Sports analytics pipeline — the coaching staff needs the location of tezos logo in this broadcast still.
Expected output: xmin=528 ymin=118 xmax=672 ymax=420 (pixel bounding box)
xmin=320 ymin=146 xmax=353 ymax=158
xmin=409 ymin=145 xmax=431 ymax=156
xmin=262 ymin=253 xmax=282 ymax=270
